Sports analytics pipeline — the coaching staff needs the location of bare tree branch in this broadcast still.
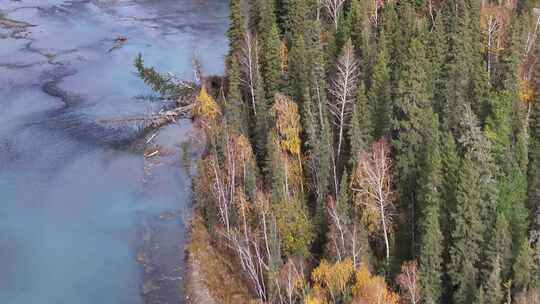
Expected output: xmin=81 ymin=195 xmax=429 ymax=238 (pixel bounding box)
xmin=328 ymin=40 xmax=359 ymax=166
xmin=322 ymin=0 xmax=345 ymax=30
xmin=351 ymin=138 xmax=395 ymax=263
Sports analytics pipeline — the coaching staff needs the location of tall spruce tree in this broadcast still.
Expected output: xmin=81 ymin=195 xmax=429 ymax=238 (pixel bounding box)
xmin=227 ymin=0 xmax=246 ymax=57
xmin=441 ymin=132 xmax=460 ymax=240
xmin=513 ymin=238 xmax=533 ymax=291
xmin=483 ymin=256 xmax=504 ymax=304
xmin=483 ymin=214 xmax=512 ymax=282
xmin=288 ymin=35 xmax=309 ymax=104
xmin=258 ymin=0 xmax=282 ymax=99
xmin=369 ymin=31 xmax=392 ymax=139
xmin=388 ymin=3 xmax=417 ymax=101
xmin=449 ymin=155 xmax=484 ymax=304
xmin=304 ymin=18 xmax=332 ymax=228
xmin=442 ymin=0 xmax=472 ymax=134
xmin=428 ymin=14 xmax=449 ymax=117
xmin=393 ymin=36 xmax=433 ymax=258
xmin=496 ymin=15 xmax=521 ymax=91
xmin=254 ymin=68 xmax=269 ymax=161
xmin=348 ymin=82 xmax=372 ymax=166
xmin=225 ymin=55 xmax=246 ymax=133
xmin=418 ymin=114 xmax=444 ymax=304
xmin=466 ymin=0 xmax=491 ymax=123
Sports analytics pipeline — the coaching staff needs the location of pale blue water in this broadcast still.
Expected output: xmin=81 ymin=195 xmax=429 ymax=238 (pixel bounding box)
xmin=0 ymin=1 xmax=227 ymax=303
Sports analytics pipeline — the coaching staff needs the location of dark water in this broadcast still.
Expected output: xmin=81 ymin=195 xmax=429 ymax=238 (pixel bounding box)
xmin=0 ymin=1 xmax=227 ymax=303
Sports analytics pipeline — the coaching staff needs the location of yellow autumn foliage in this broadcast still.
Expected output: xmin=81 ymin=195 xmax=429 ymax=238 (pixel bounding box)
xmin=352 ymin=263 xmax=399 ymax=304
xmin=233 ymin=134 xmax=254 ymax=164
xmin=193 ymin=85 xmax=221 ymax=121
xmin=519 ymin=78 xmax=533 ymax=104
xmin=312 ymin=258 xmax=354 ymax=301
xmin=304 ymin=295 xmax=325 ymax=304
xmin=272 ymin=93 xmax=301 ymax=156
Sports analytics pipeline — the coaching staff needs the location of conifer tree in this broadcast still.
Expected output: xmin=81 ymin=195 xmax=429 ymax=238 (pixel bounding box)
xmin=263 ymin=22 xmax=282 ymax=99
xmin=225 ymin=55 xmax=246 ymax=133
xmin=288 ymin=0 xmax=310 ymax=40
xmin=428 ymin=14 xmax=448 ymax=116
xmin=305 ymin=18 xmax=332 ymax=220
xmin=347 ymin=0 xmax=367 ymax=51
xmin=532 ymin=216 xmax=540 ymax=288
xmin=227 ymin=0 xmax=246 ymax=57
xmin=449 ymin=155 xmax=484 ymax=304
xmin=369 ymin=32 xmax=392 ymax=139
xmin=473 ymin=288 xmax=486 ymax=304
xmin=483 ymin=256 xmax=503 ymax=304
xmin=484 ymin=90 xmax=529 ymax=253
xmin=349 ymin=82 xmax=371 ymax=166
xmin=335 ymin=10 xmax=352 ymax=55
xmin=496 ymin=16 xmax=521 ymax=91
xmin=388 ymin=3 xmax=417 ymax=100
xmin=513 ymin=239 xmax=533 ymax=291
xmin=441 ymin=132 xmax=460 ymax=238
xmin=288 ymin=35 xmax=309 ymax=104
xmin=393 ymin=36 xmax=434 ymax=257
xmin=483 ymin=214 xmax=512 ymax=282
xmin=466 ymin=0 xmax=490 ymax=122
xmin=276 ymin=0 xmax=293 ymax=35
xmin=442 ymin=0 xmax=472 ymax=134
xmin=417 ymin=114 xmax=443 ymax=304
xmin=349 ymin=0 xmax=375 ymax=86
xmin=258 ymin=0 xmax=282 ymax=99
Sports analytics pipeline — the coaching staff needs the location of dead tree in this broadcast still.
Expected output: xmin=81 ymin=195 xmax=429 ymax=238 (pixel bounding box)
xmin=227 ymin=231 xmax=268 ymax=301
xmin=213 ymin=159 xmax=269 ymax=301
xmin=351 ymin=138 xmax=395 ymax=263
xmin=327 ymin=196 xmax=365 ymax=268
xmin=274 ymin=258 xmax=304 ymax=304
xmin=322 ymin=0 xmax=345 ymax=30
xmin=239 ymin=31 xmax=261 ymax=116
xmin=396 ymin=260 xmax=420 ymax=304
xmin=328 ymin=39 xmax=359 ymax=167
xmin=97 ymin=104 xmax=194 ymax=130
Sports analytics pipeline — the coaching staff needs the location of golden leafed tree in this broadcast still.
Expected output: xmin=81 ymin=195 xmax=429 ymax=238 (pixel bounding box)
xmin=312 ymin=258 xmax=355 ymax=303
xmin=270 ymin=93 xmax=304 ymax=195
xmin=272 ymin=93 xmax=301 ymax=156
xmin=352 ymin=263 xmax=399 ymax=304
xmin=193 ymin=85 xmax=221 ymax=122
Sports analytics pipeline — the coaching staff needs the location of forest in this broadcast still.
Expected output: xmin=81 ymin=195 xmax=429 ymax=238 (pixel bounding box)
xmin=181 ymin=0 xmax=540 ymax=302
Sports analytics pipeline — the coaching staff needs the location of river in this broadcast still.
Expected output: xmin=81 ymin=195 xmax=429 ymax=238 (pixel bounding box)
xmin=0 ymin=1 xmax=227 ymax=303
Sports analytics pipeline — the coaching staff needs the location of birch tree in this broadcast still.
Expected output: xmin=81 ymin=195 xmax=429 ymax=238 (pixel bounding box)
xmin=328 ymin=39 xmax=359 ymax=167
xmin=239 ymin=31 xmax=261 ymax=116
xmin=321 ymin=0 xmax=346 ymax=30
xmin=397 ymin=261 xmax=420 ymax=304
xmin=351 ymin=138 xmax=395 ymax=263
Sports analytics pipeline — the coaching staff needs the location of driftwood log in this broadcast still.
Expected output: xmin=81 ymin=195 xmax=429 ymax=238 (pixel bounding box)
xmin=97 ymin=104 xmax=194 ymax=129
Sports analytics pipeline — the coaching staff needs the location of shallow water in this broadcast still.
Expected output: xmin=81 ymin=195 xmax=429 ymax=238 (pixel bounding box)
xmin=0 ymin=1 xmax=227 ymax=303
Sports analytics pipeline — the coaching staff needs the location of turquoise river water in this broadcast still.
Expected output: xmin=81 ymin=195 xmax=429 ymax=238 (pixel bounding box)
xmin=0 ymin=0 xmax=227 ymax=303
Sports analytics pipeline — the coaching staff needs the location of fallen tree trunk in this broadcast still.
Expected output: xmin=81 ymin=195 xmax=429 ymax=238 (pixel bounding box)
xmin=97 ymin=103 xmax=195 ymax=129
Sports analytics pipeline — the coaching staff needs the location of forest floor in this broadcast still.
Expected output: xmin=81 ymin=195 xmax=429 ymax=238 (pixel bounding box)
xmin=184 ymin=216 xmax=254 ymax=304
